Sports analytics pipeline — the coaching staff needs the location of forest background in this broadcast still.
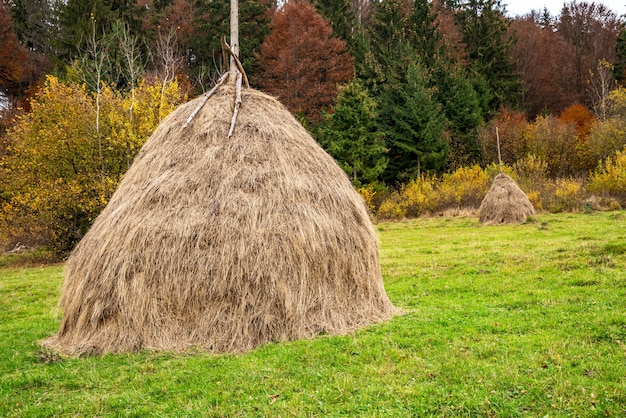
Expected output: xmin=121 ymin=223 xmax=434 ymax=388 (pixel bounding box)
xmin=1 ymin=0 xmax=626 ymax=255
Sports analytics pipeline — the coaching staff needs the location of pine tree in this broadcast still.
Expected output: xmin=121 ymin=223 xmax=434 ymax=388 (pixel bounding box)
xmin=361 ymin=0 xmax=406 ymax=87
xmin=432 ymin=63 xmax=483 ymax=167
xmin=378 ymin=61 xmax=448 ymax=183
xmin=312 ymin=0 xmax=355 ymax=44
xmin=55 ymin=0 xmax=145 ymax=66
xmin=452 ymin=0 xmax=521 ymax=112
xmin=319 ymin=79 xmax=386 ymax=186
xmin=406 ymin=0 xmax=441 ymax=64
xmin=614 ymin=28 xmax=626 ymax=84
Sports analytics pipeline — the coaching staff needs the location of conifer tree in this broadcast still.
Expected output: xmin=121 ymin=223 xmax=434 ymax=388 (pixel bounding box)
xmin=378 ymin=62 xmax=448 ymax=183
xmin=312 ymin=0 xmax=355 ymax=44
xmin=432 ymin=64 xmax=483 ymax=167
xmin=319 ymin=79 xmax=386 ymax=186
xmin=452 ymin=0 xmax=521 ymax=112
xmin=613 ymin=28 xmax=626 ymax=84
xmin=55 ymin=0 xmax=144 ymax=66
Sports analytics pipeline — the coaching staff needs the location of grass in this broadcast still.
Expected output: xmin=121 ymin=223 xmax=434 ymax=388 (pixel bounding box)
xmin=1 ymin=212 xmax=625 ymax=417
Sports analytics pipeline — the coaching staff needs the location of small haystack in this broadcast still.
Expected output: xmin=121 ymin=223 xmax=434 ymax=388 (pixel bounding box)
xmin=479 ymin=173 xmax=536 ymax=225
xmin=43 ymin=84 xmax=395 ymax=355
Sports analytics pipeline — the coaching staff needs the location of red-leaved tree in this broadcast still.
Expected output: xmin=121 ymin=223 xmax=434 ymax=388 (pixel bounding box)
xmin=255 ymin=0 xmax=354 ymax=123
xmin=0 ymin=2 xmax=27 ymax=102
xmin=509 ymin=16 xmax=571 ymax=117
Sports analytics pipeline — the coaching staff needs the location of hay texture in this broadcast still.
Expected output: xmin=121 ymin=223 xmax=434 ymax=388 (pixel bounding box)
xmin=43 ymin=84 xmax=395 ymax=355
xmin=479 ymin=173 xmax=536 ymax=225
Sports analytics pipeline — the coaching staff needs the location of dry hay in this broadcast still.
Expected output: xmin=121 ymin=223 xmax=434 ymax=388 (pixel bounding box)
xmin=43 ymin=84 xmax=396 ymax=356
xmin=479 ymin=173 xmax=536 ymax=225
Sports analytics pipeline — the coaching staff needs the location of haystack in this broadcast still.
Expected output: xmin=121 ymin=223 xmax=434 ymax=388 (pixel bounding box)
xmin=43 ymin=83 xmax=395 ymax=355
xmin=479 ymin=172 xmax=536 ymax=225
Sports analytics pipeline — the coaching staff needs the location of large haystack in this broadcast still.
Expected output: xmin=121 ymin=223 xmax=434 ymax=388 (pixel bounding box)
xmin=43 ymin=84 xmax=395 ymax=355
xmin=479 ymin=173 xmax=536 ymax=225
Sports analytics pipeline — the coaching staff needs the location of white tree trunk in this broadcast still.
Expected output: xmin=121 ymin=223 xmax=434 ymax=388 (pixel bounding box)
xmin=230 ymin=0 xmax=239 ymax=82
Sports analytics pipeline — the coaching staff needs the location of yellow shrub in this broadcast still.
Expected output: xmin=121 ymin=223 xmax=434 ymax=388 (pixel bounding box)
xmin=0 ymin=76 xmax=186 ymax=253
xmin=588 ymin=147 xmax=626 ymax=204
xmin=512 ymin=156 xmax=554 ymax=209
xmin=400 ymin=176 xmax=436 ymax=217
xmin=525 ymin=190 xmax=543 ymax=212
xmin=553 ymin=178 xmax=586 ymax=212
xmin=356 ymin=185 xmax=376 ymax=213
xmin=484 ymin=162 xmax=515 ymax=179
xmin=435 ymin=165 xmax=490 ymax=210
xmin=377 ymin=194 xmax=407 ymax=220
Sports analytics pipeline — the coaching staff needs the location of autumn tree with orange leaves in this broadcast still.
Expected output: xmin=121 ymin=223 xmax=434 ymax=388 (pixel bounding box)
xmin=255 ymin=0 xmax=354 ymax=124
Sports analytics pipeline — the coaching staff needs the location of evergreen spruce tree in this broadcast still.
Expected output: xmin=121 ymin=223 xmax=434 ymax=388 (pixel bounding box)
xmin=452 ymin=0 xmax=521 ymax=112
xmin=312 ymin=0 xmax=355 ymax=44
xmin=406 ymin=0 xmax=441 ymax=65
xmin=319 ymin=79 xmax=387 ymax=187
xmin=9 ymin=0 xmax=55 ymax=55
xmin=432 ymin=63 xmax=483 ymax=167
xmin=55 ymin=0 xmax=144 ymax=66
xmin=360 ymin=0 xmax=407 ymax=94
xmin=378 ymin=62 xmax=448 ymax=183
xmin=614 ymin=28 xmax=626 ymax=84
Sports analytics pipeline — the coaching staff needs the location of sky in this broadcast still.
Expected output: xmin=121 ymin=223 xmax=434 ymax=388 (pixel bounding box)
xmin=503 ymin=0 xmax=626 ymax=17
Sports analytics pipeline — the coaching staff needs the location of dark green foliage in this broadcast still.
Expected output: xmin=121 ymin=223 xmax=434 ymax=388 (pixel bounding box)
xmin=539 ymin=6 xmax=553 ymax=27
xmin=319 ymin=79 xmax=387 ymax=186
xmin=55 ymin=0 xmax=145 ymax=65
xmin=432 ymin=64 xmax=483 ymax=167
xmin=405 ymin=0 xmax=441 ymax=64
xmin=358 ymin=0 xmax=489 ymax=181
xmin=452 ymin=0 xmax=521 ymax=112
xmin=378 ymin=62 xmax=448 ymax=183
xmin=189 ymin=0 xmax=272 ymax=88
xmin=8 ymin=0 xmax=55 ymax=54
xmin=613 ymin=28 xmax=626 ymax=84
xmin=312 ymin=0 xmax=355 ymax=44
xmin=358 ymin=0 xmax=407 ymax=93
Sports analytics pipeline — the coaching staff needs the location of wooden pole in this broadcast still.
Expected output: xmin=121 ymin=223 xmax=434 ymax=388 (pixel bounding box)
xmin=496 ymin=126 xmax=503 ymax=173
xmin=230 ymin=0 xmax=239 ymax=82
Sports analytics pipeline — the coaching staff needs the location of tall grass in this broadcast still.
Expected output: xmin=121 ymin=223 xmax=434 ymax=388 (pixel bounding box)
xmin=1 ymin=212 xmax=625 ymax=416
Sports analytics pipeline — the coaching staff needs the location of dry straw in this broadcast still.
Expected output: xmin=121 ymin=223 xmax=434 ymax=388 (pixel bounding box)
xmin=479 ymin=173 xmax=536 ymax=225
xmin=43 ymin=84 xmax=395 ymax=355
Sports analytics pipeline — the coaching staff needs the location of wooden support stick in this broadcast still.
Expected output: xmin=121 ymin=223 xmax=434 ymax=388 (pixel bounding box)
xmin=221 ymin=36 xmax=249 ymax=88
xmin=228 ymin=72 xmax=243 ymax=138
xmin=182 ymin=72 xmax=229 ymax=128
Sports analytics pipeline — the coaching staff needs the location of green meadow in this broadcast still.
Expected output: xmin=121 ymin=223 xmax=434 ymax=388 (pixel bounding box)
xmin=1 ymin=212 xmax=625 ymax=417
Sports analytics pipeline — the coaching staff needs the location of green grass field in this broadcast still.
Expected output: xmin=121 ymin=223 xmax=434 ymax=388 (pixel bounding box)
xmin=1 ymin=212 xmax=625 ymax=417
